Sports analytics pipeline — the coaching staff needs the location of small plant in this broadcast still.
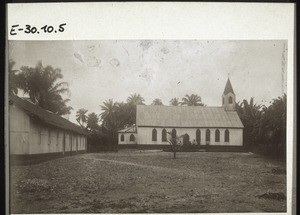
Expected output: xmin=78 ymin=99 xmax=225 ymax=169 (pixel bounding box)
xmin=167 ymin=132 xmax=183 ymax=159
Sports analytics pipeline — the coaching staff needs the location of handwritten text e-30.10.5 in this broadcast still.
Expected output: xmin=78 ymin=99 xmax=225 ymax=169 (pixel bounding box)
xmin=10 ymin=23 xmax=67 ymax=35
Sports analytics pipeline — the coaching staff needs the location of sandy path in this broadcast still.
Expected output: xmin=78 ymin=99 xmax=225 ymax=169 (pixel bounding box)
xmin=81 ymin=156 xmax=201 ymax=178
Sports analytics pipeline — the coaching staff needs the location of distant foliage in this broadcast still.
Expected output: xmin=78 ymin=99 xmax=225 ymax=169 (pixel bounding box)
xmin=152 ymin=98 xmax=163 ymax=105
xmin=9 ymin=60 xmax=21 ymax=95
xmin=181 ymin=94 xmax=205 ymax=106
xmin=236 ymin=95 xmax=286 ymax=160
xmin=76 ymin=108 xmax=88 ymax=128
xmin=99 ymin=94 xmax=146 ymax=151
xmin=169 ymin=97 xmax=180 ymax=106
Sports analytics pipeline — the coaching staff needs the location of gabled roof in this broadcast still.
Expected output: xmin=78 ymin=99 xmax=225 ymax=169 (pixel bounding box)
xmin=136 ymin=105 xmax=244 ymax=128
xmin=223 ymin=78 xmax=235 ymax=95
xmin=118 ymin=125 xmax=137 ymax=133
xmin=9 ymin=95 xmax=88 ymax=135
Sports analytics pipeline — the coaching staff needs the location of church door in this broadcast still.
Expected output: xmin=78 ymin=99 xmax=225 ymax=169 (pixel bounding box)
xmin=183 ymin=134 xmax=190 ymax=144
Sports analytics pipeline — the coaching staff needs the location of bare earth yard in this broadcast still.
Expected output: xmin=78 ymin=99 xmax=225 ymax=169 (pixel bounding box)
xmin=10 ymin=151 xmax=286 ymax=213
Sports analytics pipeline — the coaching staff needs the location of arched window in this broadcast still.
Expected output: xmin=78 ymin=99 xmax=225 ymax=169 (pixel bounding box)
xmin=130 ymin=134 xmax=135 ymax=141
xmin=152 ymin=128 xmax=157 ymax=141
xmin=121 ymin=134 xmax=124 ymax=142
xmin=225 ymin=129 xmax=230 ymax=142
xmin=215 ymin=129 xmax=220 ymax=142
xmin=171 ymin=129 xmax=177 ymax=138
xmin=183 ymin=133 xmax=190 ymax=144
xmin=229 ymin=96 xmax=233 ymax=104
xmin=196 ymin=129 xmax=201 ymax=144
xmin=206 ymin=129 xmax=210 ymax=141
xmin=162 ymin=129 xmax=167 ymax=142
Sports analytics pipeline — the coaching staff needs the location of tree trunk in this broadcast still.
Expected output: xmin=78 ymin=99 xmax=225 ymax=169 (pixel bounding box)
xmin=173 ymin=151 xmax=176 ymax=159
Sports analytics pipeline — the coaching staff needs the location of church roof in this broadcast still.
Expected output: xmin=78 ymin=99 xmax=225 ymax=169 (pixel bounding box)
xmin=136 ymin=105 xmax=244 ymax=128
xmin=223 ymin=78 xmax=235 ymax=95
xmin=118 ymin=125 xmax=137 ymax=133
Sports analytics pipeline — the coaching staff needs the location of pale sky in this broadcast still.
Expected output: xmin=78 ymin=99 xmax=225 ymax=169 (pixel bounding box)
xmin=8 ymin=40 xmax=287 ymax=123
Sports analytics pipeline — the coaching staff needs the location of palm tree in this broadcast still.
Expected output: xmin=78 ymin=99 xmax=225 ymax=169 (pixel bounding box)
xmin=169 ymin=97 xmax=180 ymax=106
xmin=127 ymin=93 xmax=145 ymax=105
xmin=151 ymin=98 xmax=163 ymax=105
xmin=181 ymin=94 xmax=204 ymax=106
xmin=100 ymin=99 xmax=118 ymax=121
xmin=17 ymin=61 xmax=72 ymax=115
xmin=76 ymin=108 xmax=88 ymax=128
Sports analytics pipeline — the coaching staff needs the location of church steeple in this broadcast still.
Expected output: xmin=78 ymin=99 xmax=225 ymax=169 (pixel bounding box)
xmin=223 ymin=78 xmax=235 ymax=95
xmin=222 ymin=78 xmax=236 ymax=111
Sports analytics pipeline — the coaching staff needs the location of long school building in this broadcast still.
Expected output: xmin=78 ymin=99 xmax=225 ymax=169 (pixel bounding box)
xmin=9 ymin=95 xmax=88 ymax=165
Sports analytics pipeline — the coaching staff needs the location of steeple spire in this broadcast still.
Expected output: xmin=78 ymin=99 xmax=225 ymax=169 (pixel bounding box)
xmin=223 ymin=78 xmax=235 ymax=95
xmin=222 ymin=78 xmax=236 ymax=111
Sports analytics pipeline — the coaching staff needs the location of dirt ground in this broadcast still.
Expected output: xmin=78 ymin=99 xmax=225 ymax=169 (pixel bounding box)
xmin=10 ymin=150 xmax=286 ymax=213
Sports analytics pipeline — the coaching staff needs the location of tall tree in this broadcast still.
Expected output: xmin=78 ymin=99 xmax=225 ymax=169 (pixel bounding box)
xmin=127 ymin=93 xmax=145 ymax=105
xmin=259 ymin=94 xmax=286 ymax=158
xmin=76 ymin=108 xmax=88 ymax=128
xmin=100 ymin=99 xmax=119 ymax=149
xmin=169 ymin=97 xmax=180 ymax=106
xmin=100 ymin=99 xmax=118 ymax=122
xmin=152 ymin=98 xmax=163 ymax=105
xmin=181 ymin=94 xmax=204 ymax=106
xmin=126 ymin=93 xmax=145 ymax=125
xmin=235 ymin=97 xmax=263 ymax=150
xmin=8 ymin=59 xmax=20 ymax=95
xmin=86 ymin=112 xmax=99 ymax=133
xmin=17 ymin=61 xmax=72 ymax=115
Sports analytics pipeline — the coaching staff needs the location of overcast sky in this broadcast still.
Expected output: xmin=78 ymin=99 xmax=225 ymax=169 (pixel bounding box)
xmin=9 ymin=40 xmax=287 ymax=123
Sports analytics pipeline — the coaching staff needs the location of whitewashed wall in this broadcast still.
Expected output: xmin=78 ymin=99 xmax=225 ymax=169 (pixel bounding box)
xmin=118 ymin=133 xmax=137 ymax=144
xmin=9 ymin=105 xmax=30 ymax=154
xmin=137 ymin=127 xmax=243 ymax=146
xmin=10 ymin=104 xmax=87 ymax=155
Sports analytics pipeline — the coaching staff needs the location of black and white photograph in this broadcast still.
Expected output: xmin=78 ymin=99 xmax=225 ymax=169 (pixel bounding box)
xmin=8 ymin=39 xmax=288 ymax=213
xmin=6 ymin=2 xmax=295 ymax=215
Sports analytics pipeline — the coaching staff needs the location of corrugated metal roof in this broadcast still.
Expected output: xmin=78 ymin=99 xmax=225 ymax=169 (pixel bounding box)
xmin=136 ymin=105 xmax=244 ymax=128
xmin=10 ymin=95 xmax=88 ymax=135
xmin=118 ymin=125 xmax=137 ymax=133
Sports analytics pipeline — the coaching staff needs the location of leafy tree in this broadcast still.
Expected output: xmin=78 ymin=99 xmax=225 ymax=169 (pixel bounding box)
xmin=86 ymin=112 xmax=99 ymax=133
xmin=8 ymin=59 xmax=20 ymax=95
xmin=17 ymin=61 xmax=72 ymax=115
xmin=181 ymin=94 xmax=204 ymax=106
xmin=236 ymin=95 xmax=286 ymax=160
xmin=76 ymin=108 xmax=88 ymax=128
xmin=152 ymin=98 xmax=163 ymax=105
xmin=169 ymin=97 xmax=180 ymax=106
xmin=259 ymin=94 xmax=286 ymax=158
xmin=235 ymin=97 xmax=263 ymax=151
xmin=126 ymin=93 xmax=145 ymax=125
xmin=115 ymin=102 xmax=135 ymax=127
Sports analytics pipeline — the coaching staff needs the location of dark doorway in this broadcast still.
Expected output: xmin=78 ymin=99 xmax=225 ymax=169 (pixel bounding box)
xmin=183 ymin=133 xmax=190 ymax=144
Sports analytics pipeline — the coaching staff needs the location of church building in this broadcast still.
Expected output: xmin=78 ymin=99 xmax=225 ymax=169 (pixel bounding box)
xmin=118 ymin=78 xmax=244 ymax=151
